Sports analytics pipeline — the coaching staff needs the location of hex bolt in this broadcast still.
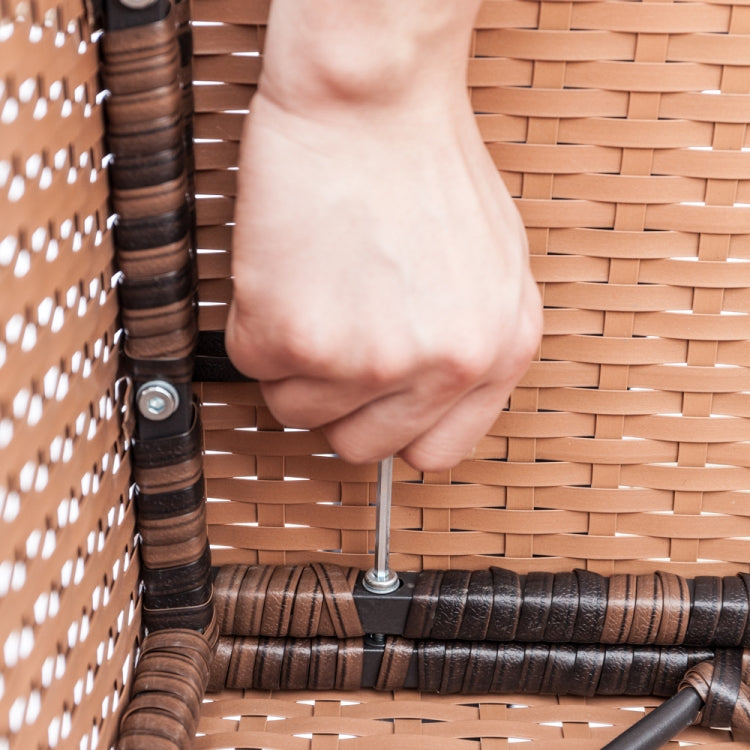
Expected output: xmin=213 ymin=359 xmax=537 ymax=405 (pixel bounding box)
xmin=136 ymin=380 xmax=180 ymax=421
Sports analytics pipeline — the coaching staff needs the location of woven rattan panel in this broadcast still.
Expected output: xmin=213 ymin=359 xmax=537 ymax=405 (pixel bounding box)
xmin=194 ymin=1 xmax=750 ymax=577
xmin=188 ymin=0 xmax=750 ymax=747
xmin=0 ymin=4 xmax=140 ymax=749
xmin=197 ymin=690 xmax=733 ymax=749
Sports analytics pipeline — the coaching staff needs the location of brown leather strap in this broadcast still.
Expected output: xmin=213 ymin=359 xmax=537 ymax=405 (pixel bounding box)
xmin=213 ymin=564 xmax=247 ymax=635
xmin=430 ymin=569 xmax=472 ymax=639
xmin=626 ymin=648 xmax=661 ymax=696
xmin=569 ymin=644 xmax=606 ymax=698
xmin=547 ymin=572 xmax=578 ymax=642
xmin=685 ymin=576 xmax=723 ymax=645
xmin=598 ymin=645 xmax=635 ymax=696
xmin=441 ymin=641 xmax=473 ymax=693
xmin=282 ymin=638 xmax=313 ymax=690
xmin=103 ymin=0 xmax=210 ymax=639
xmin=517 ymin=571 xmax=555 ymax=641
xmin=214 ymin=564 xmax=364 ymax=638
xmin=312 ymin=563 xmax=365 ymax=638
xmin=630 ymin=573 xmax=663 ymax=644
xmin=206 ymin=634 xmax=726 ymax=702
xmin=308 ymin=638 xmax=339 ymax=690
xmin=121 ymin=627 xmax=213 ymax=748
xmin=463 ymin=642 xmax=501 ymax=693
xmin=488 ymin=567 xmax=522 ymax=641
xmin=206 ymin=635 xmax=233 ymax=693
xmin=226 ymin=637 xmax=259 ymax=690
xmin=260 ymin=565 xmax=305 ymax=637
xmin=335 ymin=638 xmax=364 ymax=690
xmin=233 ymin=564 xmax=274 ymax=635
xmin=656 ymin=571 xmax=691 ymax=645
xmin=403 ymin=569 xmax=443 ymax=638
xmin=376 ymin=637 xmax=415 ymax=691
xmin=602 ymin=574 xmax=638 ymax=644
xmin=458 ymin=568 xmax=493 ymax=640
xmin=572 ymin=569 xmax=608 ymax=642
xmin=289 ymin=564 xmax=324 ymax=637
xmin=540 ymin=643 xmax=577 ymax=695
xmin=402 ymin=567 xmax=682 ymax=645
xmin=681 ymin=650 xmax=750 ymax=738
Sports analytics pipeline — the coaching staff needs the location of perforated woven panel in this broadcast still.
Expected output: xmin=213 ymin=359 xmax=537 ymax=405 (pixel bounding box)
xmin=0 ymin=4 xmax=140 ymax=749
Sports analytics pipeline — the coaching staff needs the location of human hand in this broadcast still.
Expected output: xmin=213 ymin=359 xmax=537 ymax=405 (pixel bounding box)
xmin=226 ymin=1 xmax=542 ymax=471
xmin=225 ymin=85 xmax=542 ymax=471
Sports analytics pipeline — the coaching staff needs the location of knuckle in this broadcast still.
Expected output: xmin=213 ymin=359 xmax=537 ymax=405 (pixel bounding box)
xmin=358 ymin=353 xmax=408 ymax=389
xmin=440 ymin=339 xmax=494 ymax=390
xmin=276 ymin=318 xmax=328 ymax=372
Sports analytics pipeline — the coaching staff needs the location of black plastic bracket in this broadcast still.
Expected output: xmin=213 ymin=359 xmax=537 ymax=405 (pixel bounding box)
xmin=354 ymin=571 xmax=419 ymax=636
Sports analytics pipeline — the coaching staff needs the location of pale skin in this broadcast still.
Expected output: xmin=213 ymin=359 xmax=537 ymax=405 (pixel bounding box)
xmin=226 ymin=0 xmax=543 ymax=471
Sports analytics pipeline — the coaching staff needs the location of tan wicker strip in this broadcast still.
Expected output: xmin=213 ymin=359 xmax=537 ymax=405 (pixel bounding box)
xmin=0 ymin=3 xmax=140 ymax=748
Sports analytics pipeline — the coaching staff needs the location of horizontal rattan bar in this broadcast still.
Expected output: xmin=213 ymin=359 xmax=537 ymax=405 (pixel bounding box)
xmin=208 ymin=634 xmax=719 ymax=698
xmin=213 ymin=563 xmax=750 ymax=648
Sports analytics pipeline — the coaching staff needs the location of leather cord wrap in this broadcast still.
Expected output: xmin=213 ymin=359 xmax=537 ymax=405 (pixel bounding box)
xmin=206 ymin=635 xmax=720 ymax=697
xmin=102 ymin=0 xmax=210 ymax=634
xmin=404 ymin=567 xmax=750 ymax=647
xmin=212 ymin=563 xmax=750 ymax=648
xmin=119 ymin=615 xmax=218 ymax=749
xmin=214 ymin=564 xmax=365 ymax=639
xmin=681 ymin=650 xmax=750 ymax=739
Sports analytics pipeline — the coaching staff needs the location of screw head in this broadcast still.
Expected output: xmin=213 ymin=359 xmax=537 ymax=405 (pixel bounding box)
xmin=136 ymin=381 xmax=179 ymax=421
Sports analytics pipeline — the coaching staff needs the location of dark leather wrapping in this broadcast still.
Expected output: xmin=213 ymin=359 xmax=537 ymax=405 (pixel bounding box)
xmin=206 ymin=635 xmax=719 ymax=700
xmin=102 ymin=1 xmax=210 ymax=637
xmin=214 ymin=563 xmax=365 ymax=639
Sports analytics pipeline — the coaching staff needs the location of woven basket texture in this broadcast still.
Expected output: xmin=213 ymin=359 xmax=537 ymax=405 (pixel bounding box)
xmin=0 ymin=2 xmax=140 ymax=750
xmin=194 ymin=0 xmax=750 ymax=576
xmin=3 ymin=0 xmax=750 ymax=747
xmin=191 ymin=0 xmax=750 ymax=746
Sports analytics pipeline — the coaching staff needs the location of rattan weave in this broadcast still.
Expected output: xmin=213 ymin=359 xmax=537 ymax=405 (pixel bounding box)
xmin=193 ymin=0 xmax=750 ymax=576
xmin=3 ymin=0 xmax=750 ymax=747
xmin=0 ymin=3 xmax=140 ymax=749
xmin=190 ymin=0 xmax=750 ymax=745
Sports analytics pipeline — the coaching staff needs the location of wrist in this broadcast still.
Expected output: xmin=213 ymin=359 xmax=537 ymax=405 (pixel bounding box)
xmin=258 ymin=0 xmax=481 ymax=118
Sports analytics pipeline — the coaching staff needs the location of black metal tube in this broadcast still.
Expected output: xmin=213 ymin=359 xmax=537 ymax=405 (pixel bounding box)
xmin=602 ymin=687 xmax=703 ymax=750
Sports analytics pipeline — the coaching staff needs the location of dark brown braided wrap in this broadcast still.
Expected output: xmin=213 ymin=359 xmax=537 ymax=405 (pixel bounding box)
xmin=212 ymin=564 xmax=750 ymax=647
xmin=214 ymin=563 xmax=364 ymax=638
xmin=102 ymin=3 xmax=210 ymax=635
xmin=681 ymin=650 xmax=750 ymax=740
xmin=119 ymin=615 xmax=218 ymax=750
xmin=206 ymin=634 xmax=719 ymax=698
xmin=101 ymin=4 xmax=215 ymax=747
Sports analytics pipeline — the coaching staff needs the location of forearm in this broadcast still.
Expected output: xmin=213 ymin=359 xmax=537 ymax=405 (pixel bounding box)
xmin=259 ymin=0 xmax=483 ymax=115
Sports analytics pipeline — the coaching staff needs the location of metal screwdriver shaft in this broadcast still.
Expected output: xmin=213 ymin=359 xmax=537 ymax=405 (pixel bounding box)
xmin=363 ymin=455 xmax=400 ymax=594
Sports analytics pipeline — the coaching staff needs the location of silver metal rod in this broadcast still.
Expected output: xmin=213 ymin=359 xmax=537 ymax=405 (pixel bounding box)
xmin=363 ymin=456 xmax=399 ymax=594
